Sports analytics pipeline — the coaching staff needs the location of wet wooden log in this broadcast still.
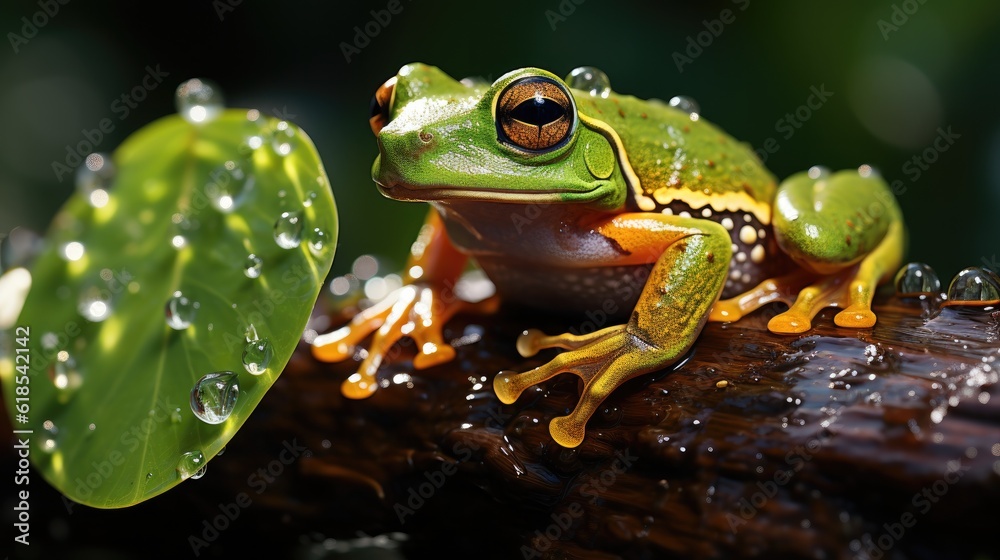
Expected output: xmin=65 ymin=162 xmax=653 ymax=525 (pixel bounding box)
xmin=11 ymin=292 xmax=1000 ymax=558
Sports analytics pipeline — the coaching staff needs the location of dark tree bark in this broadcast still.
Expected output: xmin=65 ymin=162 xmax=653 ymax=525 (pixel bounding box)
xmin=9 ymin=293 xmax=1000 ymax=559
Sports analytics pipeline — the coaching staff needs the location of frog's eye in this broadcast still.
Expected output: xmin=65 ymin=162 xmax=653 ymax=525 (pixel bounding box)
xmin=496 ymin=77 xmax=575 ymax=152
xmin=369 ymin=76 xmax=397 ymax=135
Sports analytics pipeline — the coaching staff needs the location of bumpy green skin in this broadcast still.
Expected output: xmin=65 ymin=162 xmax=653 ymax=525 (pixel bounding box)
xmin=576 ymin=91 xmax=777 ymax=207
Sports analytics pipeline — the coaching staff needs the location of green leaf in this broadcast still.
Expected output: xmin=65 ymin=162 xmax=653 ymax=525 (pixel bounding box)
xmin=0 ymin=110 xmax=337 ymax=508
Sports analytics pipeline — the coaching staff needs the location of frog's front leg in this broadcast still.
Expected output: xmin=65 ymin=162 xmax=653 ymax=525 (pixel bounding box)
xmin=710 ymin=168 xmax=905 ymax=333
xmin=312 ymin=208 xmax=498 ymax=398
xmin=494 ymin=214 xmax=733 ymax=448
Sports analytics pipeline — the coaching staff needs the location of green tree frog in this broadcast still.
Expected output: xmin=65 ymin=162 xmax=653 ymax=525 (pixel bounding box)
xmin=313 ymin=64 xmax=905 ymax=448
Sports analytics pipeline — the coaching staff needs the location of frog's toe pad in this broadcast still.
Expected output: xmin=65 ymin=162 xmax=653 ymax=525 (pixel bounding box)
xmin=768 ymin=310 xmax=812 ymax=334
xmin=709 ymin=299 xmax=744 ymax=322
xmin=549 ymin=416 xmax=586 ymax=448
xmin=834 ymin=305 xmax=876 ymax=328
xmin=413 ymin=342 xmax=456 ymax=369
xmin=516 ymin=329 xmax=547 ymax=358
xmin=342 ymin=372 xmax=379 ymax=400
xmin=493 ymin=370 xmax=522 ymax=404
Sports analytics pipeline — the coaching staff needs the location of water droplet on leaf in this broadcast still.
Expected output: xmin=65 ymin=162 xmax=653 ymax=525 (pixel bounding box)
xmin=244 ymin=254 xmax=263 ymax=278
xmin=78 ymin=287 xmax=112 ymax=322
xmin=274 ymin=211 xmax=303 ymax=249
xmin=76 ymin=153 xmax=116 ymax=207
xmin=176 ymin=78 xmax=224 ymax=124
xmin=206 ymin=161 xmax=253 ymax=213
xmin=190 ymin=371 xmax=239 ymax=424
xmin=165 ymin=291 xmax=198 ymax=330
xmin=566 ymin=66 xmax=611 ymax=98
xmin=303 ymin=191 xmax=317 ymax=207
xmin=177 ymin=450 xmax=206 ymax=479
xmin=894 ymin=262 xmax=941 ymax=295
xmin=308 ymin=227 xmax=329 ymax=256
xmin=242 ymin=338 xmax=273 ymax=375
xmin=270 ymin=120 xmax=296 ymax=155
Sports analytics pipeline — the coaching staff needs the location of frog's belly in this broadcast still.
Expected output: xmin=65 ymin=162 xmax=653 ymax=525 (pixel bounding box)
xmin=477 ymin=260 xmax=652 ymax=321
xmin=477 ymin=238 xmax=782 ymax=320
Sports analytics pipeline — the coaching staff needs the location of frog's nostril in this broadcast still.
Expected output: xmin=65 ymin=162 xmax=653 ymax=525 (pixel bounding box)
xmin=418 ymin=131 xmax=433 ymax=143
xmin=369 ymin=76 xmax=397 ymax=135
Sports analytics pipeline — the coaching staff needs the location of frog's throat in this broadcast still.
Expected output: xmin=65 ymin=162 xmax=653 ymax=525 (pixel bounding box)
xmin=578 ymin=112 xmax=772 ymax=224
xmin=577 ymin=112 xmax=655 ymax=211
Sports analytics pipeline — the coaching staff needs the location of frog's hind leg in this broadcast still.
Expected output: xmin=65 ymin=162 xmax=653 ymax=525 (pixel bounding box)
xmin=832 ymin=219 xmax=905 ymax=327
xmin=711 ymin=169 xmax=905 ymax=333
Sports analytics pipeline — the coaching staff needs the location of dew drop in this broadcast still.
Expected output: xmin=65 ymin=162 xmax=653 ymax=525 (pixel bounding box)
xmin=175 ymin=78 xmax=224 ymax=124
xmin=894 ymin=262 xmax=941 ymax=295
xmin=668 ymin=96 xmax=700 ymax=119
xmin=48 ymin=351 xmax=81 ymax=391
xmin=177 ymin=450 xmax=206 ymax=479
xmin=244 ymin=253 xmax=263 ymax=279
xmin=946 ymin=267 xmax=1000 ymax=304
xmin=146 ymin=472 xmax=153 ymax=480
xmin=303 ymin=190 xmax=318 ymax=208
xmin=308 ymin=227 xmax=329 ymax=256
xmin=274 ymin=211 xmax=303 ymax=249
xmin=190 ymin=371 xmax=239 ymax=424
xmin=76 ymin=153 xmax=116 ymax=207
xmin=206 ymin=161 xmax=253 ymax=213
xmin=170 ymin=408 xmax=183 ymax=423
xmin=242 ymin=338 xmax=273 ymax=375
xmin=565 ymin=66 xmax=611 ymax=98
xmin=77 ymin=287 xmax=112 ymax=322
xmin=165 ymin=291 xmax=199 ymax=330
xmin=270 ymin=120 xmax=296 ymax=155
xmin=217 ymin=446 xmax=226 ymax=457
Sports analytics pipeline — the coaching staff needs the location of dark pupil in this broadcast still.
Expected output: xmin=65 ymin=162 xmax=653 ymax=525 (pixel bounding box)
xmin=510 ymin=96 xmax=564 ymax=126
xmin=369 ymin=94 xmax=381 ymax=118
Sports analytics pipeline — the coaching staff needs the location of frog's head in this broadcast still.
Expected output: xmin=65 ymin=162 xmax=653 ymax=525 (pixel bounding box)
xmin=368 ymin=63 xmax=631 ymax=211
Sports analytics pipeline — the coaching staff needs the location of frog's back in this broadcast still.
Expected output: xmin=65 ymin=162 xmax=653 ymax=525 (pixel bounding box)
xmin=577 ymin=92 xmax=776 ymax=224
xmin=575 ymin=91 xmax=785 ymax=297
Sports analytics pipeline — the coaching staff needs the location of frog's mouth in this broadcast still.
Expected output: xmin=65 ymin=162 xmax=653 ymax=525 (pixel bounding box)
xmin=375 ymin=177 xmax=602 ymax=205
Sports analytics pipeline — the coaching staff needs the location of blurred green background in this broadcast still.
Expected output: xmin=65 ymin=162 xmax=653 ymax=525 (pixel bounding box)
xmin=1 ymin=0 xmax=998 ymax=282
